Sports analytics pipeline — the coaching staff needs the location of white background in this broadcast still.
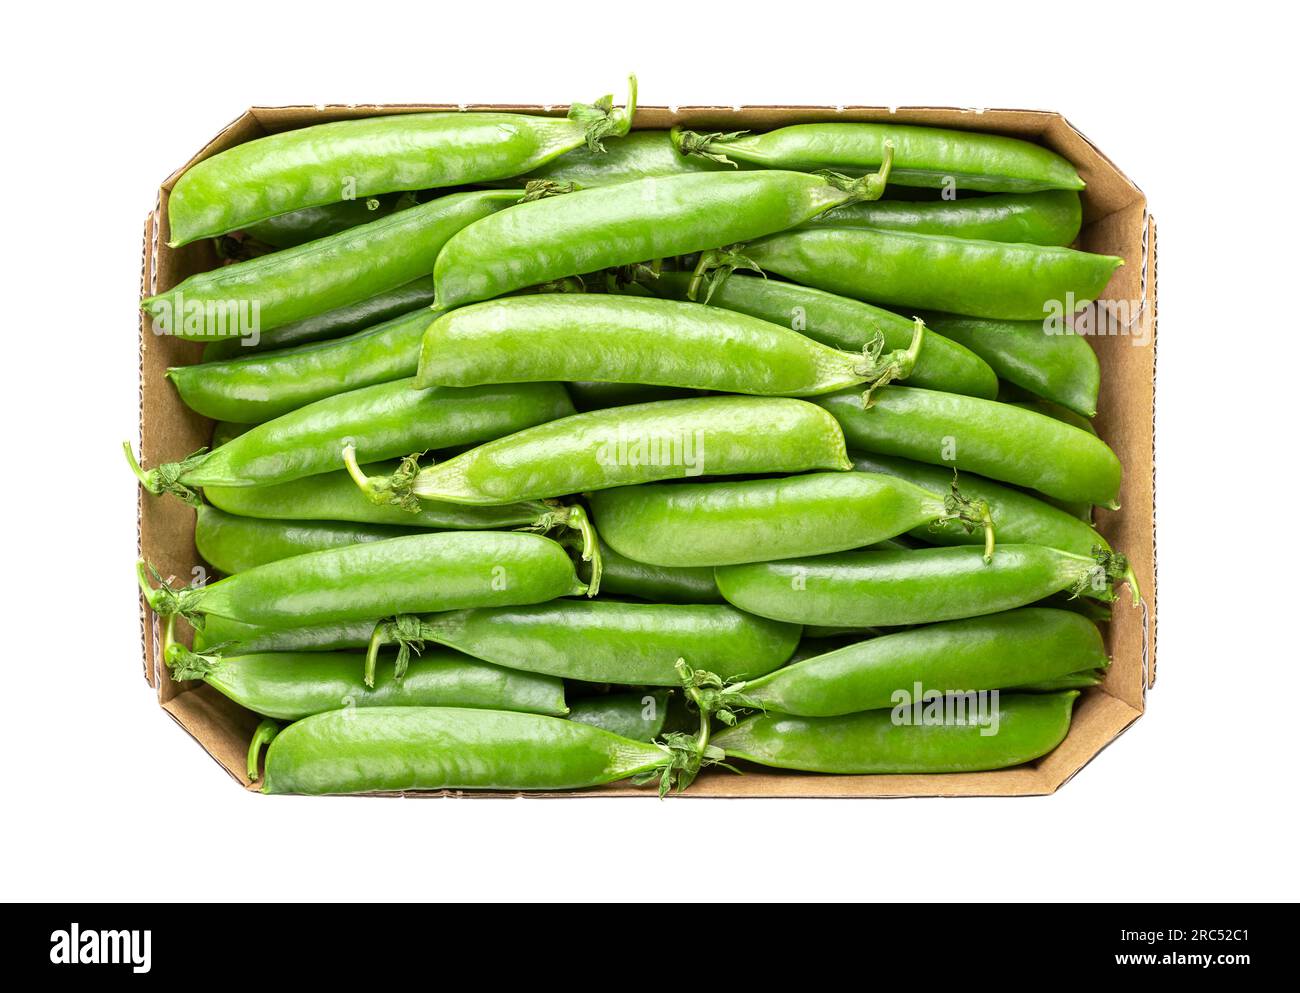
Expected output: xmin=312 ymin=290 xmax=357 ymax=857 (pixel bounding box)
xmin=1 ymin=1 xmax=1295 ymax=902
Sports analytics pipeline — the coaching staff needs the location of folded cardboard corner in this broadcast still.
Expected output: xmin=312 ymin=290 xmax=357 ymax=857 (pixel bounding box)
xmin=137 ymin=102 xmax=1157 ymax=797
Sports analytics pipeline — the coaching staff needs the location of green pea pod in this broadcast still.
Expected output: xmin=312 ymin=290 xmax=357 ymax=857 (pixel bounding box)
xmin=167 ymin=80 xmax=637 ymax=245
xmin=512 ymin=130 xmax=733 ymax=189
xmin=644 ymin=272 xmax=997 ymax=400
xmin=204 ymin=463 xmax=559 ymax=530
xmin=568 ymin=382 xmax=699 ymax=411
xmin=171 ymin=309 xmax=437 ymax=424
xmin=364 ymin=600 xmax=799 ymax=688
xmin=244 ymin=192 xmax=420 ymax=249
xmin=126 ymin=379 xmax=574 ymax=505
xmin=347 ymin=396 xmax=852 ymax=508
xmin=195 ymin=505 xmax=425 ymax=574
xmin=166 ymin=647 xmax=567 ymax=722
xmin=433 ymin=166 xmax=895 ymax=310
xmin=712 ymin=692 xmax=1078 ymax=774
xmin=194 ymin=615 xmax=377 ymax=654
xmin=137 ymin=531 xmax=587 ymax=629
xmin=568 ymin=690 xmax=671 ymax=742
xmin=850 ymin=452 xmax=1106 ymax=557
xmin=588 ymin=471 xmax=994 ymax=567
xmin=742 ymin=227 xmax=1122 ymax=322
xmin=716 ymin=608 xmax=1105 ymax=717
xmin=258 ymin=707 xmax=690 ymax=796
xmin=806 ymin=190 xmax=1082 ymax=245
xmin=201 ymin=281 xmax=436 ymax=361
xmin=917 ymin=311 xmax=1100 ymax=418
xmin=817 ymin=386 xmax=1122 ymax=507
xmin=672 ymin=123 xmax=1083 ymax=192
xmin=415 ymin=295 xmax=925 ymax=399
xmin=583 ymin=540 xmax=722 ymax=604
xmin=714 ymin=544 xmax=1138 ymax=628
xmin=145 ymin=191 xmax=515 ymax=341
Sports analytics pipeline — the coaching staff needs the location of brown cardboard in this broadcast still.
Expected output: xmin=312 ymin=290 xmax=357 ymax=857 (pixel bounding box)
xmin=137 ymin=103 xmax=1157 ymax=797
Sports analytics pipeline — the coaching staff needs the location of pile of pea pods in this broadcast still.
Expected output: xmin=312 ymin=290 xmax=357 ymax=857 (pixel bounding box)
xmin=131 ymin=78 xmax=1138 ymax=796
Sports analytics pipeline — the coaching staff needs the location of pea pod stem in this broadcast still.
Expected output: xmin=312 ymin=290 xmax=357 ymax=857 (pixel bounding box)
xmin=343 ymin=444 xmax=602 ymax=596
xmin=123 ymin=441 xmax=207 ymax=507
xmin=247 ymin=719 xmax=283 ymax=781
xmin=856 ymin=317 xmax=926 ymax=409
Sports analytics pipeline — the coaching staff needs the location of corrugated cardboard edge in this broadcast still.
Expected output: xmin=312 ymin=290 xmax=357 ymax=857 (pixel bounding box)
xmin=137 ymin=103 xmax=1158 ymax=798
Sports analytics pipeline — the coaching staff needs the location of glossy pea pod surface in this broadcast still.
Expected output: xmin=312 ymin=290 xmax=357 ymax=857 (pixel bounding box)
xmin=676 ymin=123 xmax=1084 ymax=192
xmin=745 ymin=227 xmax=1122 ymax=322
xmin=568 ymin=691 xmax=671 ymax=742
xmin=714 ymin=544 xmax=1115 ymax=627
xmin=916 ymin=311 xmax=1100 ymax=418
xmin=728 ymin=608 xmax=1105 ymax=716
xmin=645 ymin=272 xmax=996 ymax=399
xmin=433 ymin=171 xmax=879 ymax=309
xmin=851 ymin=453 xmax=1106 ymax=557
xmin=513 ymin=130 xmax=731 ymax=188
xmin=588 ymin=471 xmax=975 ymax=567
xmin=202 ymin=281 xmax=436 ymax=361
xmin=818 ymin=386 xmax=1122 ymax=507
xmin=173 ymin=308 xmax=437 ymax=423
xmin=146 ymin=191 xmax=516 ymax=339
xmin=147 ymin=379 xmax=574 ymax=494
xmin=244 ymin=192 xmax=420 ymax=249
xmin=195 ymin=505 xmax=426 ymax=574
xmin=806 ymin=190 xmax=1082 ymax=245
xmin=415 ymin=294 xmax=879 ymax=396
xmin=167 ymin=95 xmax=633 ymax=245
xmin=194 ymin=615 xmax=378 ymax=654
xmin=261 ymin=707 xmax=669 ymax=795
xmin=712 ymin=691 xmax=1078 ymax=774
xmin=376 ymin=600 xmax=799 ymax=685
xmin=205 ymin=462 xmax=556 ymax=530
xmin=390 ymin=396 xmax=851 ymax=506
xmin=148 ymin=531 xmax=585 ymax=628
xmin=184 ymin=649 xmax=567 ymax=722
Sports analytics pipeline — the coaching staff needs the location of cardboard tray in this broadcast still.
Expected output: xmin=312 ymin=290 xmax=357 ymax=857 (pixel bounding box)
xmin=137 ymin=102 xmax=1157 ymax=797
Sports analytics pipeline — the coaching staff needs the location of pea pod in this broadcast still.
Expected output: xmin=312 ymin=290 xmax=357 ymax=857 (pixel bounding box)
xmin=243 ymin=192 xmax=420 ymax=249
xmin=817 ymin=386 xmax=1122 ymax=507
xmin=137 ymin=531 xmax=587 ymax=629
xmin=172 ymin=309 xmax=437 ymax=424
xmin=712 ymin=691 xmax=1078 ymax=774
xmin=807 ymin=190 xmax=1082 ymax=245
xmin=346 ymin=396 xmax=852 ymax=508
xmin=568 ymin=691 xmax=671 ymax=742
xmin=165 ymin=646 xmax=567 ymax=722
xmin=917 ymin=312 xmax=1100 ymax=418
xmin=194 ymin=615 xmax=377 ymax=654
xmin=258 ymin=706 xmax=705 ymax=796
xmin=588 ymin=471 xmax=994 ymax=567
xmin=204 ymin=463 xmax=562 ymax=531
xmin=851 ymin=452 xmax=1106 ymax=557
xmin=739 ymin=227 xmax=1122 ymax=322
xmin=433 ymin=164 xmax=894 ymax=310
xmin=644 ymin=272 xmax=997 ymax=400
xmin=714 ymin=544 xmax=1138 ymax=628
xmin=513 ymin=129 xmax=731 ymax=188
xmin=711 ymin=608 xmax=1105 ymax=717
xmin=672 ymin=123 xmax=1083 ymax=192
xmin=415 ymin=294 xmax=925 ymax=399
xmin=195 ymin=505 xmax=425 ymax=574
xmin=144 ymin=191 xmax=515 ymax=341
xmin=166 ymin=80 xmax=637 ymax=245
xmin=126 ymin=379 xmax=574 ymax=504
xmin=364 ymin=600 xmax=800 ymax=688
xmin=568 ymin=381 xmax=699 ymax=411
xmin=582 ymin=540 xmax=722 ymax=604
xmin=202 ymin=281 xmax=436 ymax=361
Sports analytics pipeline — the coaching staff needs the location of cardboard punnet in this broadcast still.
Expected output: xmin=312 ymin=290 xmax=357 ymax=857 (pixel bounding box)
xmin=137 ymin=102 xmax=1157 ymax=797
